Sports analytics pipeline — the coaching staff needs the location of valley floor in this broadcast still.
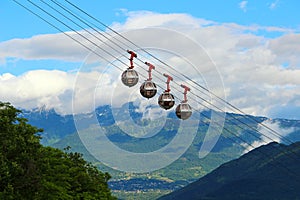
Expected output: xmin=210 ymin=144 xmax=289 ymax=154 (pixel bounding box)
xmin=112 ymin=190 xmax=172 ymax=200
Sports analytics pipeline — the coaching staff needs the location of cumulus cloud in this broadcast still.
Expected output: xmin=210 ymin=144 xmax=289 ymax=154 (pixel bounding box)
xmin=0 ymin=70 xmax=75 ymax=114
xmin=268 ymin=34 xmax=300 ymax=67
xmin=0 ymin=11 xmax=300 ymax=119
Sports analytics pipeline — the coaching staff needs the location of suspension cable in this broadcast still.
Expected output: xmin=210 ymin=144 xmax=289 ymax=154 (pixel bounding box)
xmin=12 ymin=0 xmax=300 ymax=170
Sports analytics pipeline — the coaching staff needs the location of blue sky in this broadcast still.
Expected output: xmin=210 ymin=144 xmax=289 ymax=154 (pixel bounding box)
xmin=1 ymin=0 xmax=299 ymax=41
xmin=1 ymin=0 xmax=300 ymax=120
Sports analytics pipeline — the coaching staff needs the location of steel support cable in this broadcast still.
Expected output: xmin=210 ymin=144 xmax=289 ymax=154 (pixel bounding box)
xmin=15 ymin=0 xmax=297 ymax=157
xmin=12 ymin=0 xmax=300 ymax=180
xmin=15 ymin=0 xmax=298 ymax=162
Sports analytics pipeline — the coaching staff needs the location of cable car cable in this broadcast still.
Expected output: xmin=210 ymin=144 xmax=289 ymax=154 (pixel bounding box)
xmin=12 ymin=0 xmax=300 ymax=179
xmin=17 ymin=0 xmax=298 ymax=158
xmin=14 ymin=0 xmax=300 ymax=162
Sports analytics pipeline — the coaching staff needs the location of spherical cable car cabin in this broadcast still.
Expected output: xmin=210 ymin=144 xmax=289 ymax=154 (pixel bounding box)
xmin=158 ymin=74 xmax=175 ymax=110
xmin=140 ymin=80 xmax=157 ymax=99
xmin=121 ymin=69 xmax=139 ymax=87
xmin=140 ymin=62 xmax=157 ymax=99
xmin=175 ymin=84 xmax=192 ymax=120
xmin=176 ymin=102 xmax=192 ymax=120
xmin=121 ymin=50 xmax=139 ymax=87
xmin=158 ymin=92 xmax=175 ymax=110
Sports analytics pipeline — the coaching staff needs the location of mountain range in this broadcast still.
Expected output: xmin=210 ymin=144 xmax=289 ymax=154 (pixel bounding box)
xmin=20 ymin=103 xmax=300 ymax=199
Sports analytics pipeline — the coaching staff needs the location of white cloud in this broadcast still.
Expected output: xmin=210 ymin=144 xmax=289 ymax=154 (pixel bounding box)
xmin=268 ymin=34 xmax=300 ymax=67
xmin=0 ymin=11 xmax=300 ymax=119
xmin=239 ymin=1 xmax=248 ymax=12
xmin=242 ymin=119 xmax=295 ymax=153
xmin=111 ymin=11 xmax=215 ymax=30
xmin=0 ymin=69 xmax=135 ymax=115
xmin=0 ymin=31 xmax=101 ymax=62
xmin=0 ymin=73 xmax=15 ymax=80
xmin=0 ymin=70 xmax=75 ymax=114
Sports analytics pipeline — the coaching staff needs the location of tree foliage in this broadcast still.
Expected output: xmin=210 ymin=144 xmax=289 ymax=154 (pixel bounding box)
xmin=0 ymin=102 xmax=116 ymax=199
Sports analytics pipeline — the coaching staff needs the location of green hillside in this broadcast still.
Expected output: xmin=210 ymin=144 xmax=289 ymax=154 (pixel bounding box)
xmin=51 ymin=118 xmax=247 ymax=180
xmin=159 ymin=142 xmax=300 ymax=200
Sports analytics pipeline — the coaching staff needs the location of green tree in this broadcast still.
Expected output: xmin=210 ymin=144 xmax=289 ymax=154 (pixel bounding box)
xmin=0 ymin=102 xmax=116 ymax=200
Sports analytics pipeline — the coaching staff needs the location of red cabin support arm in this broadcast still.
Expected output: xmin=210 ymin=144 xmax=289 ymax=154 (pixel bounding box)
xmin=127 ymin=50 xmax=137 ymax=69
xmin=145 ymin=62 xmax=155 ymax=81
xmin=181 ymin=84 xmax=191 ymax=103
xmin=163 ymin=73 xmax=173 ymax=92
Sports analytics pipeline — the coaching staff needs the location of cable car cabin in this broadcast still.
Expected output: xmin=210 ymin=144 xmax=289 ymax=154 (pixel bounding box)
xmin=175 ymin=103 xmax=192 ymax=120
xmin=121 ymin=69 xmax=139 ymax=87
xmin=140 ymin=80 xmax=157 ymax=99
xmin=158 ymin=92 xmax=175 ymax=110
